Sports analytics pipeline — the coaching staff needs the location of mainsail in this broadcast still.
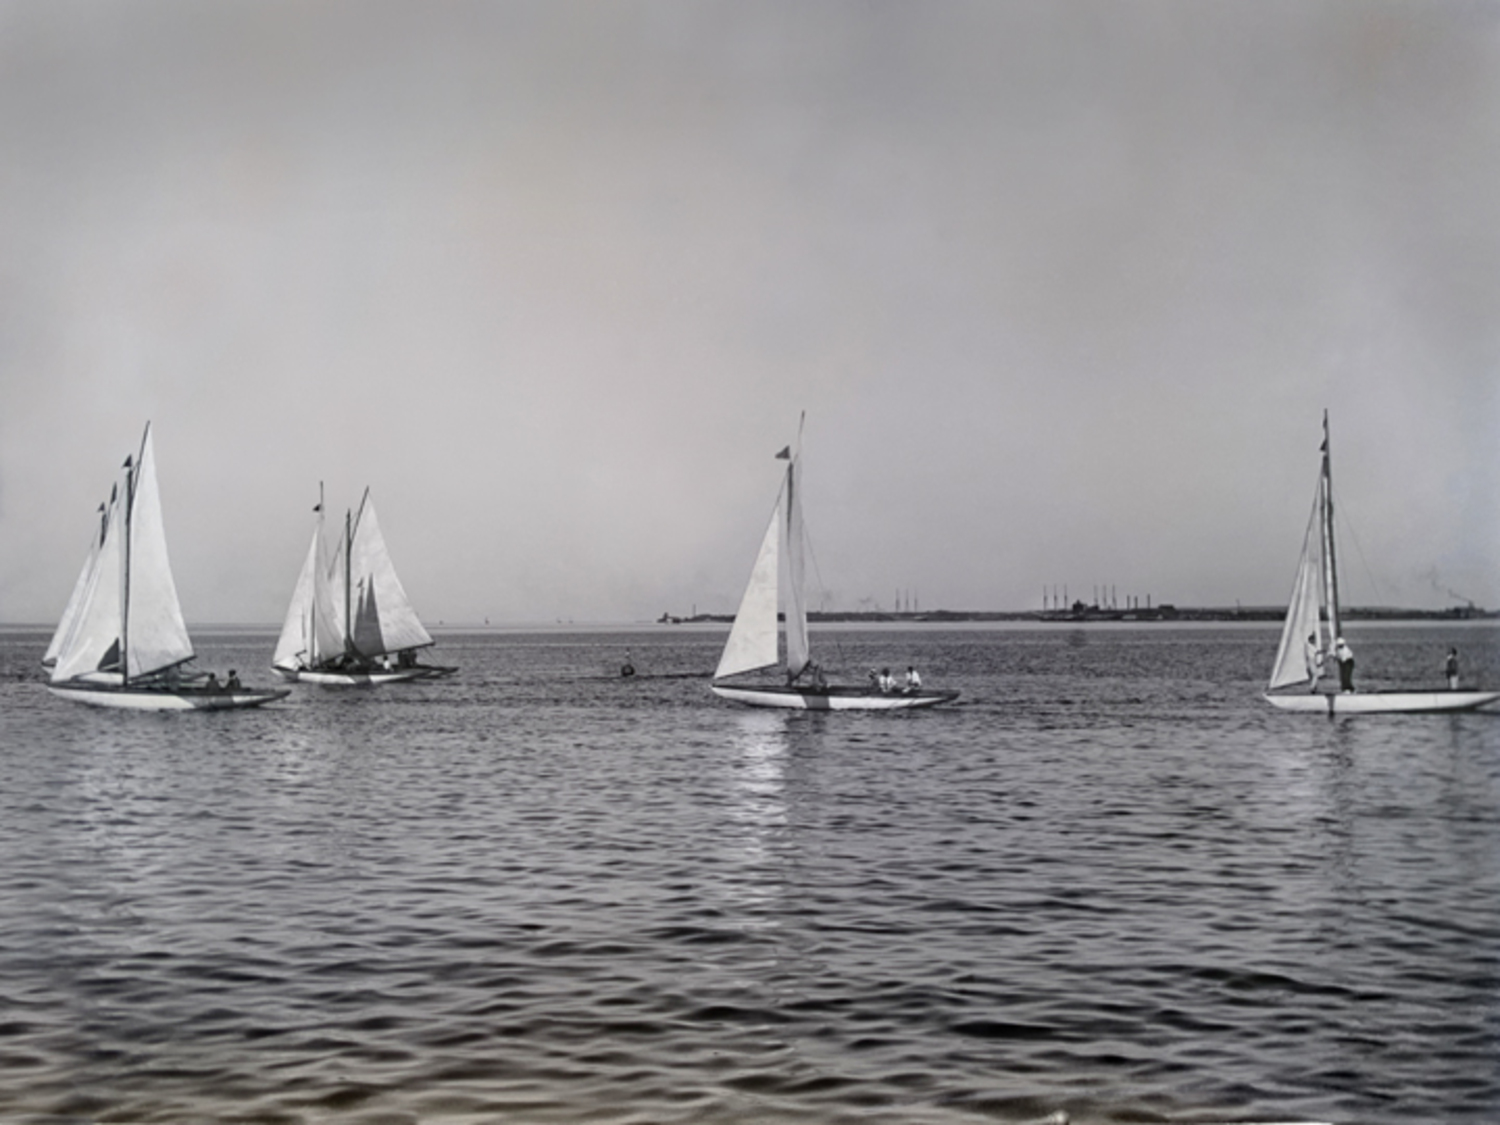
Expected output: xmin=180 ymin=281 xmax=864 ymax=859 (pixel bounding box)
xmin=347 ymin=491 xmax=433 ymax=658
xmin=123 ymin=427 xmax=193 ymax=679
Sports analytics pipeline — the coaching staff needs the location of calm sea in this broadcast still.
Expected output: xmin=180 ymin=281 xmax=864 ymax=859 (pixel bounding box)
xmin=2 ymin=622 xmax=1497 ymax=1125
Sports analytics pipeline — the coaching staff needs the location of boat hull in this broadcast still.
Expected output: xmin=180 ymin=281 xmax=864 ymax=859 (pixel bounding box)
xmin=1264 ymin=689 xmax=1500 ymax=714
xmin=47 ymin=682 xmax=289 ymax=711
xmin=712 ymin=683 xmax=959 ymax=710
xmin=274 ymin=665 xmax=435 ymax=686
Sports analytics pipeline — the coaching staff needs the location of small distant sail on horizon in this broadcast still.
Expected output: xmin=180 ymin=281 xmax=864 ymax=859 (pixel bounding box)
xmin=273 ymin=487 xmax=452 ymax=686
xmin=1263 ymin=413 xmax=1499 ymax=714
xmin=710 ymin=419 xmax=957 ymax=711
xmin=45 ymin=424 xmax=287 ymax=710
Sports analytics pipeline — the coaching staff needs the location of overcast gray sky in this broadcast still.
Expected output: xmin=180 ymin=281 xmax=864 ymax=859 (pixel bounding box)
xmin=2 ymin=0 xmax=1497 ymax=626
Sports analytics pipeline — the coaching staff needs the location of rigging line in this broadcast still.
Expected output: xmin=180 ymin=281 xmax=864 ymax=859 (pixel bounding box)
xmin=790 ymin=432 xmax=829 ymax=615
xmin=800 ymin=521 xmax=851 ymax=668
xmin=1330 ymin=483 xmax=1386 ymax=608
xmin=803 ymin=520 xmax=831 ymax=615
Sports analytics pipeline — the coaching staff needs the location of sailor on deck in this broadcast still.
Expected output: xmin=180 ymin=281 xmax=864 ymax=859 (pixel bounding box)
xmin=1334 ymin=637 xmax=1355 ymax=692
xmin=1304 ymin=634 xmax=1323 ymax=691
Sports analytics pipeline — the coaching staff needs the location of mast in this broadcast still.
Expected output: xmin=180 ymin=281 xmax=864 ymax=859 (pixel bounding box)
xmin=783 ymin=413 xmax=810 ymax=679
xmin=120 ymin=433 xmax=142 ymax=686
xmin=313 ymin=482 xmax=324 ymax=661
xmin=344 ymin=505 xmax=354 ymax=657
xmin=1320 ymin=411 xmax=1342 ymax=641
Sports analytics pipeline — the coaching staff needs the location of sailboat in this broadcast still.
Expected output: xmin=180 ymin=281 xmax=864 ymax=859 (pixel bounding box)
xmin=45 ymin=424 xmax=289 ymax=711
xmin=1263 ymin=413 xmax=1500 ymax=714
xmin=272 ymin=487 xmax=453 ymax=685
xmin=710 ymin=426 xmax=958 ymax=711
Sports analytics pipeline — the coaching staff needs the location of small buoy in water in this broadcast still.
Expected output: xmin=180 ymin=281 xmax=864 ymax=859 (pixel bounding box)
xmin=621 ymin=653 xmax=635 ymax=677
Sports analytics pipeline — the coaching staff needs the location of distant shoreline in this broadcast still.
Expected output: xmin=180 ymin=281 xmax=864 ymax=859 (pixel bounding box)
xmin=655 ymin=605 xmax=1496 ymax=625
xmin=2 ymin=606 xmax=1493 ymax=634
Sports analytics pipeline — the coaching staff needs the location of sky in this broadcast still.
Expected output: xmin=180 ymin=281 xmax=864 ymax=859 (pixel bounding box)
xmin=2 ymin=0 xmax=1498 ymax=626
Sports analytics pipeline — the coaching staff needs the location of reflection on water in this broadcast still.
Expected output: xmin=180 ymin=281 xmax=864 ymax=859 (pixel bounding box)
xmin=728 ymin=713 xmax=789 ymax=841
xmin=0 ymin=624 xmax=1496 ymax=1125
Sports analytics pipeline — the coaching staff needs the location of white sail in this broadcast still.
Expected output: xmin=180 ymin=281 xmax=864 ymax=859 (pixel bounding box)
xmin=123 ymin=426 xmax=194 ymax=679
xmin=1268 ymin=485 xmax=1327 ymax=691
xmin=274 ymin=502 xmax=347 ymax=671
xmin=311 ymin=513 xmax=344 ymax=663
xmin=324 ymin=512 xmax=351 ymax=658
xmin=50 ymin=483 xmax=126 ymax=683
xmin=782 ymin=451 xmax=810 ymax=679
xmin=44 ymin=499 xmax=110 ymax=667
xmin=346 ymin=491 xmax=433 ymax=658
xmin=273 ymin=528 xmax=320 ymax=670
xmin=715 ymin=502 xmax=781 ymax=679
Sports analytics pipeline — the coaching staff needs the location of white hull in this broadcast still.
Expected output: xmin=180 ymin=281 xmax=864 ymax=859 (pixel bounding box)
xmin=47 ymin=682 xmax=288 ymax=711
xmin=1264 ymin=689 xmax=1500 ymax=714
xmin=274 ymin=665 xmax=434 ymax=686
xmin=712 ymin=683 xmax=959 ymax=711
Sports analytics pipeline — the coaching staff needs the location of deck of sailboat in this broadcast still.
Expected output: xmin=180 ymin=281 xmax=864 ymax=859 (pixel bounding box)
xmin=711 ymin=682 xmax=959 ymax=711
xmin=1264 ymin=689 xmax=1500 ymax=714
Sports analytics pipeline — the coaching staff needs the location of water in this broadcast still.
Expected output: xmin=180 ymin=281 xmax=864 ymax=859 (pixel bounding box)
xmin=2 ymin=623 xmax=1498 ymax=1125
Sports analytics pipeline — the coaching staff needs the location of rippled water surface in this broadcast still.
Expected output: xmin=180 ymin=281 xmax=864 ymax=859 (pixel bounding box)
xmin=2 ymin=623 xmax=1498 ymax=1125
